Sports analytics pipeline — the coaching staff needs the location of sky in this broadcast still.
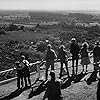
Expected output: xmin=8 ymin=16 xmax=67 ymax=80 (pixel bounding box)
xmin=0 ymin=0 xmax=100 ymax=11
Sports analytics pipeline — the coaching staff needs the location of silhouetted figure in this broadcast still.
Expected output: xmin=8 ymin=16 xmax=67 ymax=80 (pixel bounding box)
xmin=21 ymin=55 xmax=31 ymax=88
xmin=15 ymin=61 xmax=24 ymax=89
xmin=45 ymin=44 xmax=57 ymax=80
xmin=61 ymin=75 xmax=75 ymax=89
xmin=43 ymin=71 xmax=62 ymax=100
xmin=58 ymin=45 xmax=70 ymax=78
xmin=80 ymin=42 xmax=90 ymax=72
xmin=93 ymin=41 xmax=100 ymax=71
xmin=86 ymin=70 xmax=98 ymax=85
xmin=97 ymin=71 xmax=100 ymax=100
xmin=70 ymin=38 xmax=80 ymax=75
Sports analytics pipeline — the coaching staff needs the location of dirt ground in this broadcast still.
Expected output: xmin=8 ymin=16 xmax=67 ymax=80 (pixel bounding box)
xmin=0 ymin=61 xmax=98 ymax=100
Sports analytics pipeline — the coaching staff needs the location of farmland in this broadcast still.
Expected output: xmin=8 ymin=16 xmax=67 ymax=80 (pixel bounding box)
xmin=0 ymin=10 xmax=100 ymax=73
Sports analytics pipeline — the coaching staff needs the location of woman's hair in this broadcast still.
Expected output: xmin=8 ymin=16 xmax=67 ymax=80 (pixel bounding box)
xmin=82 ymin=42 xmax=89 ymax=48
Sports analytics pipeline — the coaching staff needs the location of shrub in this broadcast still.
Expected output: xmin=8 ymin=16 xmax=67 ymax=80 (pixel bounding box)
xmin=7 ymin=24 xmax=19 ymax=31
xmin=0 ymin=30 xmax=6 ymax=35
xmin=36 ymin=41 xmax=47 ymax=52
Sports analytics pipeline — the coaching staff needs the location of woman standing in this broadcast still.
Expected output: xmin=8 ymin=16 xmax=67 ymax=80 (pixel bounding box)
xmin=80 ymin=42 xmax=90 ymax=72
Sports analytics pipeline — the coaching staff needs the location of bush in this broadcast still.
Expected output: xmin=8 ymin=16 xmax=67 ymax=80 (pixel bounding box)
xmin=36 ymin=41 xmax=47 ymax=52
xmin=7 ymin=24 xmax=19 ymax=31
xmin=0 ymin=30 xmax=6 ymax=35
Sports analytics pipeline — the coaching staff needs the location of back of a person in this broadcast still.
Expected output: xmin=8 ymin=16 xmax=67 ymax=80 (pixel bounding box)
xmin=16 ymin=63 xmax=23 ymax=77
xmin=46 ymin=49 xmax=55 ymax=60
xmin=93 ymin=46 xmax=100 ymax=57
xmin=70 ymin=43 xmax=80 ymax=56
xmin=23 ymin=62 xmax=30 ymax=77
xmin=59 ymin=49 xmax=66 ymax=62
xmin=47 ymin=80 xmax=61 ymax=100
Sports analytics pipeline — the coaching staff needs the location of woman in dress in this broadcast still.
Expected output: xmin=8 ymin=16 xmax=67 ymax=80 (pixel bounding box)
xmin=80 ymin=42 xmax=90 ymax=72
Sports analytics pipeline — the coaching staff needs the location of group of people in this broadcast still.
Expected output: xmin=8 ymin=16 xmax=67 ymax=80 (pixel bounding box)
xmin=43 ymin=38 xmax=100 ymax=100
xmin=15 ymin=54 xmax=31 ymax=89
xmin=15 ymin=38 xmax=100 ymax=100
xmin=45 ymin=38 xmax=100 ymax=80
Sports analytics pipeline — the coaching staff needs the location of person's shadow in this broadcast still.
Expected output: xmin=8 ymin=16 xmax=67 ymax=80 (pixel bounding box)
xmin=28 ymin=80 xmax=46 ymax=99
xmin=0 ymin=88 xmax=24 ymax=100
xmin=73 ymin=72 xmax=88 ymax=83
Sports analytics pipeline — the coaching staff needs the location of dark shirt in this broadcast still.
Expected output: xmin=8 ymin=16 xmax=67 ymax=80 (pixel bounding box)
xmin=44 ymin=79 xmax=61 ymax=100
xmin=70 ymin=43 xmax=80 ymax=57
xmin=58 ymin=49 xmax=67 ymax=62
xmin=16 ymin=65 xmax=23 ymax=77
xmin=93 ymin=46 xmax=100 ymax=57
xmin=46 ymin=49 xmax=57 ymax=60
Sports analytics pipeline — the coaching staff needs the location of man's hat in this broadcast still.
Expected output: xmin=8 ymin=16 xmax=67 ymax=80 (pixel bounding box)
xmin=71 ymin=38 xmax=76 ymax=41
xmin=15 ymin=61 xmax=20 ymax=64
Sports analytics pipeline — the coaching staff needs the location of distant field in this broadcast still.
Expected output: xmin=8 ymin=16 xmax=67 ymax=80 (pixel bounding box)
xmin=0 ymin=31 xmax=51 ymax=43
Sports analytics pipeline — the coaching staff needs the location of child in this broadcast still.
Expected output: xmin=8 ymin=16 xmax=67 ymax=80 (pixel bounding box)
xmin=15 ymin=61 xmax=24 ymax=89
xmin=21 ymin=55 xmax=31 ymax=87
xmin=80 ymin=42 xmax=90 ymax=72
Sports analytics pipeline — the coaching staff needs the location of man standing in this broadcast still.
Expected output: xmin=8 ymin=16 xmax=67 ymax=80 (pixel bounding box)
xmin=70 ymin=38 xmax=80 ymax=75
xmin=93 ymin=41 xmax=100 ymax=71
xmin=45 ymin=44 xmax=57 ymax=80
xmin=58 ymin=45 xmax=70 ymax=78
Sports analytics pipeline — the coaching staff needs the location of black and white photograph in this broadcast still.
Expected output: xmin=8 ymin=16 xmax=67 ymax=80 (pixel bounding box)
xmin=0 ymin=0 xmax=100 ymax=100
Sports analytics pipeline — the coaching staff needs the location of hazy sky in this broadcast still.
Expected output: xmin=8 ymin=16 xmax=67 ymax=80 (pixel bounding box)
xmin=0 ymin=0 xmax=100 ymax=11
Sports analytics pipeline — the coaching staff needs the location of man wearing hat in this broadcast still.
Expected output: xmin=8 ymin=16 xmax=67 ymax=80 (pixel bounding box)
xmin=45 ymin=44 xmax=57 ymax=80
xmin=93 ymin=41 xmax=100 ymax=71
xmin=70 ymin=38 xmax=80 ymax=75
xmin=43 ymin=70 xmax=62 ymax=100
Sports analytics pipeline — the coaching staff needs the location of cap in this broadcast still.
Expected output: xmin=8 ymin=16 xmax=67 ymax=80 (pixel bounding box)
xmin=15 ymin=61 xmax=20 ymax=64
xmin=71 ymin=38 xmax=76 ymax=41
